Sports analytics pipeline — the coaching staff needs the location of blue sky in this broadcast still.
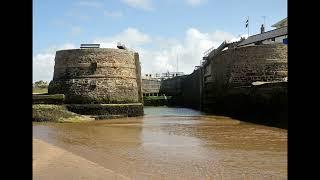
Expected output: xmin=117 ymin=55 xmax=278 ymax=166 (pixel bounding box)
xmin=33 ymin=0 xmax=287 ymax=82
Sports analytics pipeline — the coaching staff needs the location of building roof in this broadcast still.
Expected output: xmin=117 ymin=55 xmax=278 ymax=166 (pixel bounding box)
xmin=237 ymin=26 xmax=287 ymax=47
xmin=271 ymin=18 xmax=287 ymax=28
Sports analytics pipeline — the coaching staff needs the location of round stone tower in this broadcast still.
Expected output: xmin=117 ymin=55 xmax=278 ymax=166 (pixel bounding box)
xmin=48 ymin=48 xmax=143 ymax=117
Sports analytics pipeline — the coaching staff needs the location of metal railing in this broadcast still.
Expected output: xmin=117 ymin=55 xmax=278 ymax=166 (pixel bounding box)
xmin=80 ymin=44 xmax=100 ymax=48
xmin=203 ymin=46 xmax=215 ymax=57
xmin=200 ymin=40 xmax=230 ymax=67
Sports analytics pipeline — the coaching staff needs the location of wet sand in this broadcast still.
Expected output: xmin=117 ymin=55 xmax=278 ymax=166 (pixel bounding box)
xmin=33 ymin=138 xmax=129 ymax=180
xmin=33 ymin=107 xmax=287 ymax=179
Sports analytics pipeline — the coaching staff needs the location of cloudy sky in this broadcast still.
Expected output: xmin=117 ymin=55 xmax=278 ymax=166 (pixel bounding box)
xmin=33 ymin=0 xmax=287 ymax=82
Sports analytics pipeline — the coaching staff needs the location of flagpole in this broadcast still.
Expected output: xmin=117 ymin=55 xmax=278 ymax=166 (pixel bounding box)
xmin=248 ymin=16 xmax=249 ymax=37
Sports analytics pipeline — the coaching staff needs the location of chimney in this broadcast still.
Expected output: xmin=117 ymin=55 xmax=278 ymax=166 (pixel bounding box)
xmin=260 ymin=24 xmax=265 ymax=34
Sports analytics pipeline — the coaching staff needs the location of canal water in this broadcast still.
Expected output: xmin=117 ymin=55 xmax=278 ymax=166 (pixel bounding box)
xmin=33 ymin=106 xmax=287 ymax=179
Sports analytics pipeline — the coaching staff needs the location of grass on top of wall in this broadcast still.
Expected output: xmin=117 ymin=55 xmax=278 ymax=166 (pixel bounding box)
xmin=33 ymin=88 xmax=48 ymax=94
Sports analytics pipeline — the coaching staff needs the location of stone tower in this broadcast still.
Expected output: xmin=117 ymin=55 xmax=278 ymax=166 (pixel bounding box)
xmin=48 ymin=47 xmax=143 ymax=117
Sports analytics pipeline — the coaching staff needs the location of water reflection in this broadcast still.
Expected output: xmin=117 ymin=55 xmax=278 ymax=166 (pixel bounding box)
xmin=144 ymin=106 xmax=205 ymax=116
xmin=33 ymin=107 xmax=287 ymax=179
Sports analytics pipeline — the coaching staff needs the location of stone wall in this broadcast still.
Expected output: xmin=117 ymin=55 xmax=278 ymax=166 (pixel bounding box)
xmin=158 ymin=69 xmax=202 ymax=109
xmin=203 ymin=43 xmax=287 ymax=108
xmin=65 ymin=103 xmax=144 ymax=117
xmin=48 ymin=48 xmax=142 ymax=104
xmin=142 ymin=79 xmax=161 ymax=94
xmin=206 ymin=43 xmax=287 ymax=88
xmin=159 ymin=43 xmax=287 ymax=127
xmin=134 ymin=52 xmax=143 ymax=103
xmin=212 ymin=82 xmax=288 ymax=128
xmin=159 ymin=76 xmax=185 ymax=96
xmin=181 ymin=69 xmax=202 ymax=109
xmin=160 ymin=44 xmax=287 ymax=99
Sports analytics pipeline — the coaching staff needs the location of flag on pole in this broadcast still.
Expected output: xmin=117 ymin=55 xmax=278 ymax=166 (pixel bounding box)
xmin=245 ymin=16 xmax=249 ymax=37
xmin=245 ymin=18 xmax=249 ymax=28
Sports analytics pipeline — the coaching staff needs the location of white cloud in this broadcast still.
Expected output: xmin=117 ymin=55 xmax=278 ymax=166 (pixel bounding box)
xmin=122 ymin=0 xmax=153 ymax=11
xmin=93 ymin=27 xmax=236 ymax=75
xmin=104 ymin=10 xmax=123 ymax=18
xmin=230 ymin=33 xmax=249 ymax=42
xmin=186 ymin=0 xmax=207 ymax=7
xmin=93 ymin=27 xmax=152 ymax=48
xmin=33 ymin=43 xmax=76 ymax=82
xmin=33 ymin=53 xmax=55 ymax=83
xmin=76 ymin=1 xmax=103 ymax=8
xmin=33 ymin=28 xmax=237 ymax=82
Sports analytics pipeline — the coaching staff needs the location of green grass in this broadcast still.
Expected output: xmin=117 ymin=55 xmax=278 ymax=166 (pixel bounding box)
xmin=33 ymin=88 xmax=48 ymax=94
xmin=32 ymin=104 xmax=94 ymax=122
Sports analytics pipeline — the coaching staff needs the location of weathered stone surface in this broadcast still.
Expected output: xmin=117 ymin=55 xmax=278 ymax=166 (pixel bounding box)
xmin=142 ymin=79 xmax=161 ymax=94
xmin=159 ymin=44 xmax=287 ymax=128
xmin=66 ymin=103 xmax=144 ymax=117
xmin=48 ymin=48 xmax=143 ymax=104
xmin=33 ymin=94 xmax=65 ymax=104
xmin=200 ymin=44 xmax=288 ymax=114
xmin=208 ymin=44 xmax=287 ymax=88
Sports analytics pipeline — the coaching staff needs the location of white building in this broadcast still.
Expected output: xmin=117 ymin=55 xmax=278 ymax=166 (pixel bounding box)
xmin=143 ymin=71 xmax=185 ymax=81
xmin=237 ymin=18 xmax=288 ymax=47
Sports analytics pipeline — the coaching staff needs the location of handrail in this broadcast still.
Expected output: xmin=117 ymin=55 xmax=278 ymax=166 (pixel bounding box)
xmin=203 ymin=46 xmax=215 ymax=57
xmin=200 ymin=41 xmax=230 ymax=67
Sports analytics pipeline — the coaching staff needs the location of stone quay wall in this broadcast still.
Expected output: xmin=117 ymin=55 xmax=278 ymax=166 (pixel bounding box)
xmin=159 ymin=43 xmax=287 ymax=127
xmin=180 ymin=69 xmax=202 ymax=109
xmin=205 ymin=43 xmax=287 ymax=88
xmin=202 ymin=43 xmax=287 ymax=107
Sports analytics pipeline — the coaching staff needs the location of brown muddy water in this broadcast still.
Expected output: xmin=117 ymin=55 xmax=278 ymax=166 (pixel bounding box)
xmin=33 ymin=107 xmax=287 ymax=179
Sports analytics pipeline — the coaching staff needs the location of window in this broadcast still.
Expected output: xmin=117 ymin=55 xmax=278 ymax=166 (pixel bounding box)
xmin=89 ymin=80 xmax=97 ymax=90
xmin=90 ymin=62 xmax=97 ymax=74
